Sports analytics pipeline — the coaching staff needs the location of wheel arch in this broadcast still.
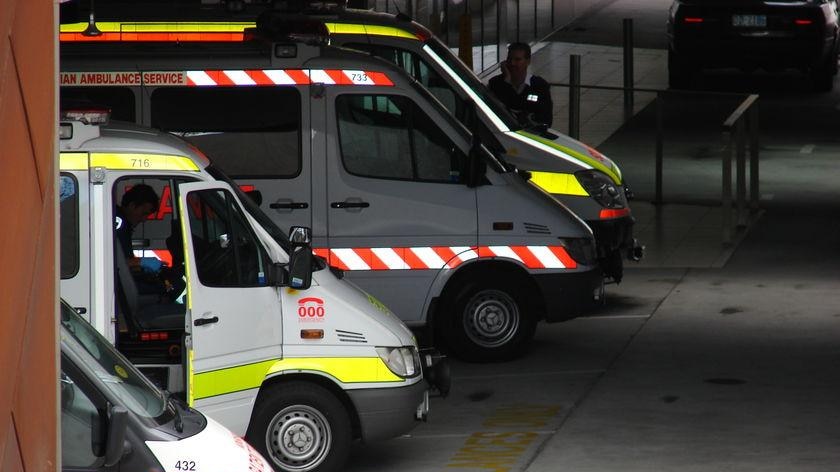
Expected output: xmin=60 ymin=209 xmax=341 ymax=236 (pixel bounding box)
xmin=252 ymin=372 xmax=363 ymax=441
xmin=430 ymin=259 xmax=545 ymax=326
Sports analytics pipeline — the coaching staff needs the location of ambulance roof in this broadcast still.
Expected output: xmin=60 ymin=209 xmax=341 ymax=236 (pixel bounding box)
xmin=61 ymin=120 xmax=211 ymax=170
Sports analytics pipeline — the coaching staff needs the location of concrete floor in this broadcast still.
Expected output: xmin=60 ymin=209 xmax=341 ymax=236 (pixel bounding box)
xmin=346 ymin=0 xmax=840 ymax=470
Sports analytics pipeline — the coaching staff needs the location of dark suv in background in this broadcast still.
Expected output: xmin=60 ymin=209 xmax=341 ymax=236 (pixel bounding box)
xmin=667 ymin=0 xmax=840 ymax=90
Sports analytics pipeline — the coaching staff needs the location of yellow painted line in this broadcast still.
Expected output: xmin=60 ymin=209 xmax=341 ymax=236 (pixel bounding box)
xmin=59 ymin=152 xmax=88 ymax=170
xmin=528 ymin=171 xmax=588 ymax=196
xmin=89 ymin=153 xmax=199 ymax=171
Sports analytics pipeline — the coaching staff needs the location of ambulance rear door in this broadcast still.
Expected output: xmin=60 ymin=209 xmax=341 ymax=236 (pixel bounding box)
xmin=177 ymin=180 xmax=283 ymax=433
xmin=322 ymin=85 xmax=478 ymax=323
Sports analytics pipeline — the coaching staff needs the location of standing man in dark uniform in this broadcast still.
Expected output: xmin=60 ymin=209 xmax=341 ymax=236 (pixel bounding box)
xmin=488 ymin=42 xmax=554 ymax=127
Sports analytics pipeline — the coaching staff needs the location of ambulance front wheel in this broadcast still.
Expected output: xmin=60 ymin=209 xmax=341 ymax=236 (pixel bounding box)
xmin=447 ymin=284 xmax=536 ymax=362
xmin=247 ymin=382 xmax=352 ymax=472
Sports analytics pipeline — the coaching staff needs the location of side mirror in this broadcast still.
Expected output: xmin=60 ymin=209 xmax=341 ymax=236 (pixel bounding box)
xmin=104 ymin=405 xmax=128 ymax=467
xmin=463 ymin=100 xmax=488 ymax=188
xmin=287 ymin=246 xmax=313 ymax=289
xmin=464 ymin=138 xmax=487 ymax=188
xmin=287 ymin=226 xmax=313 ymax=289
xmin=289 ymin=226 xmax=312 ymax=246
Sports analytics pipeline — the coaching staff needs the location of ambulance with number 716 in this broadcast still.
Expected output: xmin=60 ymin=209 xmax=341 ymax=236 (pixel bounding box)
xmin=58 ymin=110 xmax=445 ymax=472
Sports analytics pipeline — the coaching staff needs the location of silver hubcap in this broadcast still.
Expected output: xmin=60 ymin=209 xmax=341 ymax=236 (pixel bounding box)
xmin=462 ymin=289 xmax=520 ymax=348
xmin=266 ymin=405 xmax=331 ymax=471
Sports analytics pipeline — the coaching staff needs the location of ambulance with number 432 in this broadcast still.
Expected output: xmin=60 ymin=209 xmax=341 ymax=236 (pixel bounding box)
xmin=59 ymin=111 xmax=444 ymax=472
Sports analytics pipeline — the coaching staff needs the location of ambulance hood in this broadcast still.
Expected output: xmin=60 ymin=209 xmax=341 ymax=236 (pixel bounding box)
xmin=146 ymin=416 xmax=272 ymax=472
xmin=309 ymin=268 xmax=417 ymax=348
xmin=502 ymin=129 xmax=623 ymax=185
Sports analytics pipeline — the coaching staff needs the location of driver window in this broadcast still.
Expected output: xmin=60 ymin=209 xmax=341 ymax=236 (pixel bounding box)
xmin=60 ymin=362 xmax=105 ymax=468
xmin=345 ymin=43 xmax=463 ymax=119
xmin=336 ymin=94 xmax=465 ymax=184
xmin=186 ymin=189 xmax=270 ymax=287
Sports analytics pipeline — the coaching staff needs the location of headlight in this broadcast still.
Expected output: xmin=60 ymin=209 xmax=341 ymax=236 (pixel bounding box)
xmin=376 ymin=346 xmax=421 ymax=378
xmin=575 ymin=170 xmax=625 ymax=209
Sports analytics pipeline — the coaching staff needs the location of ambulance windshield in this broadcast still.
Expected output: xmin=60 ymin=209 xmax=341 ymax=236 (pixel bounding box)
xmin=59 ymin=300 xmax=174 ymax=425
xmin=425 ymin=38 xmax=522 ymax=132
xmin=205 ymin=165 xmax=293 ymax=252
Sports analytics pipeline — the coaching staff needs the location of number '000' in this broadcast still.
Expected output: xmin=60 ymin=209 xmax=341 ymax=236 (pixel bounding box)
xmin=298 ymin=306 xmax=325 ymax=317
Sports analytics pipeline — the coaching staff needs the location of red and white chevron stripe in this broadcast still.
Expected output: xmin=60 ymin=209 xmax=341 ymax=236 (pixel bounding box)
xmin=313 ymin=246 xmax=577 ymax=271
xmin=185 ymin=69 xmax=394 ymax=87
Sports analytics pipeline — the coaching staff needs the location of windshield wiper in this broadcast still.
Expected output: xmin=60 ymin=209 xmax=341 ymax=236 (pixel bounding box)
xmin=163 ymin=389 xmax=184 ymax=433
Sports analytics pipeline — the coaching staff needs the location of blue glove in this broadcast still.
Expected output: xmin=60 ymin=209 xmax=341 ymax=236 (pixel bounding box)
xmin=139 ymin=257 xmax=163 ymax=273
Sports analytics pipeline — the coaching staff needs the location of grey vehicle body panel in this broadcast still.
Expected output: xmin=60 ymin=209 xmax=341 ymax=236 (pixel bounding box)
xmin=60 ymin=41 xmax=599 ymax=328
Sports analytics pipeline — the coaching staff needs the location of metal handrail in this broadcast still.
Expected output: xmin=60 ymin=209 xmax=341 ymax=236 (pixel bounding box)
xmin=548 ymin=79 xmax=760 ymax=245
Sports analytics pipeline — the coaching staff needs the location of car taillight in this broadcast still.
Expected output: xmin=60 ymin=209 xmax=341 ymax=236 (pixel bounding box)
xmin=683 ymin=17 xmax=704 ymax=23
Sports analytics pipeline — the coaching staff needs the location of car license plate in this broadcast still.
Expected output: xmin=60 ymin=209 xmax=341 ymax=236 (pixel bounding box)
xmin=732 ymin=14 xmax=767 ymax=27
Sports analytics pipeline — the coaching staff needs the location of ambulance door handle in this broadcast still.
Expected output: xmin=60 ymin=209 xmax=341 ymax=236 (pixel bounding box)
xmin=194 ymin=316 xmax=219 ymax=327
xmin=330 ymin=201 xmax=370 ymax=209
xmin=270 ymin=201 xmax=309 ymax=210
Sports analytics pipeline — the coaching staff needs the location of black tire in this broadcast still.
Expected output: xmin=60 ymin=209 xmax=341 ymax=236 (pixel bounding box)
xmin=668 ymin=49 xmax=693 ymax=90
xmin=444 ymin=283 xmax=536 ymax=362
xmin=246 ymin=382 xmax=352 ymax=472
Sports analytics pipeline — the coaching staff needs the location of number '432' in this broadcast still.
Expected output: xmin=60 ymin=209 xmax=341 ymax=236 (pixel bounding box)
xmin=175 ymin=460 xmax=196 ymax=471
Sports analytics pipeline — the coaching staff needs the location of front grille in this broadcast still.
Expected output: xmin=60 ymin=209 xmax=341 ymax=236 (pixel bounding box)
xmin=524 ymin=222 xmax=550 ymax=234
xmin=336 ymin=329 xmax=367 ymax=343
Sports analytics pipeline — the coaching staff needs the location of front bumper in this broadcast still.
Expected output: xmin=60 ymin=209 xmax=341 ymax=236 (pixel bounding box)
xmin=534 ymin=267 xmax=603 ymax=323
xmin=588 ymin=214 xmax=636 ymax=256
xmin=347 ymin=380 xmax=427 ymax=442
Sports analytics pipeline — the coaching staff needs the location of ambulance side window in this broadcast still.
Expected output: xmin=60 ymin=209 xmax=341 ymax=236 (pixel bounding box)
xmin=346 ymin=43 xmax=463 ymax=119
xmin=60 ymin=87 xmax=136 ymax=122
xmin=151 ymin=87 xmax=301 ymax=179
xmin=336 ymin=94 xmax=464 ymax=183
xmin=186 ymin=189 xmax=270 ymax=287
xmin=60 ymin=173 xmax=79 ymax=279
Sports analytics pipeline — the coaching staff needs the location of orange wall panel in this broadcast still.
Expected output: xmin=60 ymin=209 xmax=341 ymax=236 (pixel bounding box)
xmin=0 ymin=0 xmax=58 ymax=471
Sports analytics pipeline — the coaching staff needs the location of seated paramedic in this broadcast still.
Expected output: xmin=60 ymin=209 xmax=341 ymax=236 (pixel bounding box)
xmin=114 ymin=184 xmax=181 ymax=301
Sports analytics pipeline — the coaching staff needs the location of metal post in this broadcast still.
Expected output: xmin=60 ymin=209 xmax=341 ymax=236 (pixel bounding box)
xmin=480 ymin=0 xmax=485 ymax=70
xmin=622 ymin=18 xmax=635 ymax=121
xmin=749 ymin=103 xmax=760 ymax=213
xmin=655 ymin=93 xmax=664 ymax=204
xmin=569 ymin=54 xmax=581 ymax=140
xmin=736 ymin=118 xmax=747 ymax=228
xmin=723 ymin=131 xmax=734 ymax=245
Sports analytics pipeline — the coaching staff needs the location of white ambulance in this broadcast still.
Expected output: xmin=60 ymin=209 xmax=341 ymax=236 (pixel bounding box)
xmin=60 ymin=298 xmax=273 ymax=472
xmin=59 ymin=31 xmax=604 ymax=362
xmin=59 ymin=113 xmax=438 ymax=472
